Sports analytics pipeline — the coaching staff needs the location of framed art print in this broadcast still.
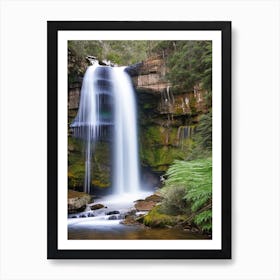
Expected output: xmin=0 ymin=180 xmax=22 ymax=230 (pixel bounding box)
xmin=47 ymin=21 xmax=231 ymax=259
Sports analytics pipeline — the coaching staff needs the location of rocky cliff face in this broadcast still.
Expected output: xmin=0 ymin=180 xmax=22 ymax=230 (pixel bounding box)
xmin=67 ymin=56 xmax=210 ymax=188
xmin=132 ymin=56 xmax=209 ymax=172
xmin=131 ymin=56 xmax=170 ymax=93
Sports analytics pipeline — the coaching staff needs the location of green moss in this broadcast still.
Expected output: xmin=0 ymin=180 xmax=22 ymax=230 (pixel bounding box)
xmin=68 ymin=137 xmax=84 ymax=155
xmin=91 ymin=179 xmax=110 ymax=188
xmin=141 ymin=126 xmax=164 ymax=145
xmin=68 ymin=137 xmax=85 ymax=189
xmin=139 ymin=123 xmax=198 ymax=171
xmin=140 ymin=144 xmax=189 ymax=171
xmin=143 ymin=103 xmax=154 ymax=109
xmin=189 ymin=95 xmax=197 ymax=114
xmin=143 ymin=206 xmax=175 ymax=228
xmin=143 ymin=205 xmax=187 ymax=228
xmin=68 ymin=109 xmax=78 ymax=119
xmin=68 ymin=162 xmax=85 ymax=189
xmin=140 ymin=126 xmax=172 ymax=170
xmin=91 ymin=142 xmax=111 ymax=187
xmin=168 ymin=128 xmax=179 ymax=144
xmin=68 ymin=138 xmax=112 ymax=189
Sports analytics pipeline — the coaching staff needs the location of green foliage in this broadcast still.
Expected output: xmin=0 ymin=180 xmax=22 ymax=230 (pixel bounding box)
xmin=150 ymin=41 xmax=176 ymax=57
xmin=153 ymin=41 xmax=212 ymax=93
xmin=194 ymin=111 xmax=212 ymax=150
xmin=68 ymin=40 xmax=151 ymax=82
xmin=160 ymin=185 xmax=189 ymax=215
xmin=164 ymin=158 xmax=212 ymax=232
xmin=68 ymin=41 xmax=103 ymax=82
xmin=68 ymin=40 xmax=212 ymax=95
xmin=194 ymin=210 xmax=212 ymax=232
xmin=187 ymin=111 xmax=212 ymax=160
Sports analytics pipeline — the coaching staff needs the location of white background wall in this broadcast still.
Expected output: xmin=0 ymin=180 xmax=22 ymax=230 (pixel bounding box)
xmin=0 ymin=0 xmax=279 ymax=279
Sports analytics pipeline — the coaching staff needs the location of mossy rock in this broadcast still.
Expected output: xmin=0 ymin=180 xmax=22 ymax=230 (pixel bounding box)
xmin=139 ymin=123 xmax=195 ymax=171
xmin=140 ymin=145 xmax=188 ymax=171
xmin=68 ymin=137 xmax=83 ymax=155
xmin=143 ymin=206 xmax=175 ymax=228
xmin=91 ymin=142 xmax=112 ymax=187
xmin=68 ymin=139 xmax=112 ymax=189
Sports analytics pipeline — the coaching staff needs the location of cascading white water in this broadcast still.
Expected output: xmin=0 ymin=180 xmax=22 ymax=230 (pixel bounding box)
xmin=112 ymin=67 xmax=140 ymax=194
xmin=71 ymin=63 xmax=140 ymax=195
xmin=71 ymin=63 xmax=100 ymax=194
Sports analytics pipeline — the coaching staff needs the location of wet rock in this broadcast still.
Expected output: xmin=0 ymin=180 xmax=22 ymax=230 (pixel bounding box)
xmin=91 ymin=204 xmax=105 ymax=210
xmin=191 ymin=227 xmax=200 ymax=233
xmin=71 ymin=215 xmax=77 ymax=219
xmin=121 ymin=215 xmax=140 ymax=225
xmin=68 ymin=190 xmax=91 ymax=214
xmin=124 ymin=62 xmax=143 ymax=76
xmin=134 ymin=199 xmax=144 ymax=203
xmin=106 ymin=210 xmax=120 ymax=215
xmin=119 ymin=214 xmax=126 ymax=219
xmin=79 ymin=214 xmax=87 ymax=218
xmin=87 ymin=213 xmax=95 ymax=217
xmin=108 ymin=215 xmax=118 ymax=220
xmin=134 ymin=200 xmax=156 ymax=211
xmin=173 ymin=224 xmax=183 ymax=229
xmin=145 ymin=194 xmax=163 ymax=203
xmin=126 ymin=209 xmax=137 ymax=216
xmin=182 ymin=222 xmax=192 ymax=231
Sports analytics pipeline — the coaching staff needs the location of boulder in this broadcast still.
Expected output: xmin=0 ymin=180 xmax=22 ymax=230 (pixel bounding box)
xmin=134 ymin=200 xmax=156 ymax=211
xmin=134 ymin=193 xmax=163 ymax=211
xmin=91 ymin=204 xmax=105 ymax=210
xmin=133 ymin=199 xmax=144 ymax=203
xmin=145 ymin=194 xmax=163 ymax=203
xmin=108 ymin=215 xmax=118 ymax=220
xmin=121 ymin=215 xmax=137 ymax=225
xmin=106 ymin=210 xmax=120 ymax=215
xmin=121 ymin=214 xmax=145 ymax=226
xmin=68 ymin=190 xmax=91 ymax=214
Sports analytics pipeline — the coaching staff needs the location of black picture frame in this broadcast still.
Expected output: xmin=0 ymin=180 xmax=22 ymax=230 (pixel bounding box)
xmin=47 ymin=21 xmax=231 ymax=259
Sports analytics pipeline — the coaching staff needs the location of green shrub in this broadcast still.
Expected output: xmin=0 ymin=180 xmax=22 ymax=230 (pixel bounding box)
xmin=164 ymin=158 xmax=212 ymax=232
xmin=160 ymin=185 xmax=189 ymax=215
xmin=194 ymin=210 xmax=212 ymax=232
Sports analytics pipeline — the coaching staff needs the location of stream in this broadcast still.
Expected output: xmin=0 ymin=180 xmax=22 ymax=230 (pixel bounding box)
xmin=68 ymin=192 xmax=210 ymax=240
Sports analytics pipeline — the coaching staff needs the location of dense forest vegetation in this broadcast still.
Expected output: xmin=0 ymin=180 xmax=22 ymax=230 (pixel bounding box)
xmin=68 ymin=40 xmax=212 ymax=93
xmin=68 ymin=40 xmax=212 ymax=234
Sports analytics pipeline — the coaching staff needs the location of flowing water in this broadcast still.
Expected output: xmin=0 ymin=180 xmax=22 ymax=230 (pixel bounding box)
xmin=112 ymin=67 xmax=140 ymax=194
xmin=67 ymin=193 xmax=210 ymax=240
xmin=71 ymin=63 xmax=140 ymax=195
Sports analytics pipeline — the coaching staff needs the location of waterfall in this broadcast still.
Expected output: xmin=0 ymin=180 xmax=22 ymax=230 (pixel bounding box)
xmin=112 ymin=67 xmax=140 ymax=194
xmin=177 ymin=126 xmax=195 ymax=148
xmin=70 ymin=63 xmax=101 ymax=194
xmin=71 ymin=63 xmax=140 ymax=195
xmin=159 ymin=86 xmax=175 ymax=113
